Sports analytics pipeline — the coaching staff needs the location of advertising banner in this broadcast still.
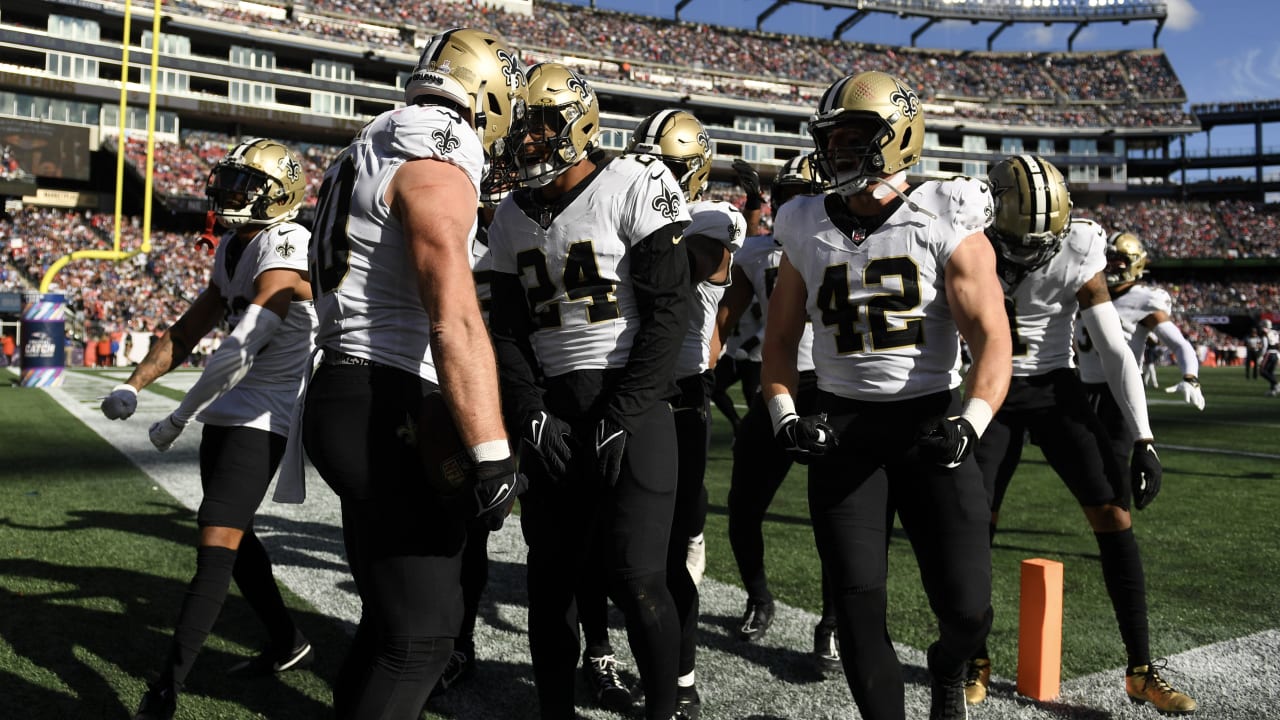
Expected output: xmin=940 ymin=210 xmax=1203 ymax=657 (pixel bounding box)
xmin=20 ymin=292 xmax=66 ymax=387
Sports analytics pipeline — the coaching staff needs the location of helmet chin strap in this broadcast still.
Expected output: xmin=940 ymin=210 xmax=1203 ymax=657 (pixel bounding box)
xmin=861 ymin=172 xmax=938 ymax=220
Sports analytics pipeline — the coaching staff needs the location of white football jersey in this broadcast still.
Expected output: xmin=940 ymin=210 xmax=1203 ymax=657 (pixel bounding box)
xmin=199 ymin=222 xmax=318 ymax=435
xmin=724 ymin=296 xmax=762 ymax=362
xmin=675 ymin=281 xmax=724 ymax=377
xmin=310 ymin=103 xmax=484 ymax=383
xmin=488 ymin=155 xmax=690 ymax=377
xmin=735 ymin=233 xmax=815 ymax=372
xmin=775 ymin=178 xmax=992 ymax=400
xmin=1004 ymin=218 xmax=1106 ymax=376
xmin=1077 ymin=282 xmax=1171 ymax=383
xmin=471 ymin=220 xmax=494 ymax=324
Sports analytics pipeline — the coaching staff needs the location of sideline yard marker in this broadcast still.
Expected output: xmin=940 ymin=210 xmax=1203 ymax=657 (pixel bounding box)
xmin=1017 ymin=558 xmax=1063 ymax=701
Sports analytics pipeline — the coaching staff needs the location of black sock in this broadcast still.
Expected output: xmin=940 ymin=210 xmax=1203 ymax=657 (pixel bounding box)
xmin=1095 ymin=528 xmax=1151 ymax=670
xmin=233 ymin=530 xmax=298 ymax=652
xmin=162 ymin=545 xmax=238 ymax=686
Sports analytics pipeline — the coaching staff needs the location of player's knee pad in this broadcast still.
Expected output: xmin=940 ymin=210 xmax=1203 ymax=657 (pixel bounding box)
xmin=610 ymin=570 xmax=670 ymax=619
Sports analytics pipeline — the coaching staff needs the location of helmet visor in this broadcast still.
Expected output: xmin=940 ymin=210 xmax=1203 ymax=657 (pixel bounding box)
xmin=207 ymin=165 xmax=270 ymax=210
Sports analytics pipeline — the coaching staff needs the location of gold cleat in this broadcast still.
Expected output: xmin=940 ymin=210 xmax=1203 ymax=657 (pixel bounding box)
xmin=964 ymin=658 xmax=991 ymax=705
xmin=1126 ymin=661 xmax=1198 ymax=715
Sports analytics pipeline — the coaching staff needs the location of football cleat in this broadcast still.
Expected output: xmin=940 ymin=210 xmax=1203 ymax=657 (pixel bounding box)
xmin=812 ymin=620 xmax=841 ymax=674
xmin=1126 ymin=661 xmax=1197 ymax=715
xmin=737 ymin=599 xmax=775 ymax=642
xmin=929 ymin=675 xmax=968 ymax=720
xmin=226 ymin=637 xmax=314 ymax=678
xmin=686 ymin=533 xmax=706 ymax=586
xmin=582 ymin=652 xmax=633 ymax=712
xmin=133 ymin=683 xmax=177 ymax=720
xmin=964 ymin=657 xmax=991 ymax=705
xmin=675 ymin=684 xmax=702 ymax=720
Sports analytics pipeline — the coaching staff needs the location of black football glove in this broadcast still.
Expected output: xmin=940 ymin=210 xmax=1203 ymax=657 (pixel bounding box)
xmin=918 ymin=416 xmax=979 ymax=468
xmin=466 ymin=456 xmax=528 ymax=531
xmin=521 ymin=409 xmax=575 ymax=481
xmin=595 ymin=417 xmax=628 ymax=487
xmin=1130 ymin=440 xmax=1162 ymax=510
xmin=774 ymin=413 xmax=836 ymax=465
xmin=732 ymin=158 xmax=762 ymax=200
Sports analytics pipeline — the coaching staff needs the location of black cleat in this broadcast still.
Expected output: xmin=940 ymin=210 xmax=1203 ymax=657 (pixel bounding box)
xmin=431 ymin=641 xmax=475 ymax=697
xmin=582 ymin=652 xmax=633 ymax=712
xmin=928 ymin=643 xmax=968 ymax=720
xmin=226 ymin=637 xmax=314 ymax=678
xmin=675 ymin=684 xmax=701 ymax=720
xmin=737 ymin=599 xmax=775 ymax=642
xmin=812 ymin=620 xmax=841 ymax=674
xmin=133 ymin=683 xmax=177 ymax=720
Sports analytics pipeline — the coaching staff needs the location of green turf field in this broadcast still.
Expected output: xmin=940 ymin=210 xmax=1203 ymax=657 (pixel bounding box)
xmin=2 ymin=364 xmax=1277 ymax=718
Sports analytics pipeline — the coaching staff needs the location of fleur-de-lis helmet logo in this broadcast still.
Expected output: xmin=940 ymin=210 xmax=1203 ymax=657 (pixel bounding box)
xmin=889 ymin=81 xmax=919 ymax=121
xmin=651 ymin=186 xmax=682 ymax=221
xmin=496 ymin=49 xmax=524 ymax=90
xmin=433 ymin=123 xmax=461 ymax=154
xmin=566 ymin=74 xmax=592 ymax=102
xmin=278 ymin=156 xmax=302 ymax=184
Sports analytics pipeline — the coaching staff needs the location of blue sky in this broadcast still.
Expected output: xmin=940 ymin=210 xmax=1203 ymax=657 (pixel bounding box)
xmin=572 ymin=0 xmax=1279 ymax=154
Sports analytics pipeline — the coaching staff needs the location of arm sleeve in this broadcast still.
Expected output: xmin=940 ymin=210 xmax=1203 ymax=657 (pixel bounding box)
xmin=1080 ymin=301 xmax=1153 ymax=439
xmin=1152 ymin=320 xmax=1199 ymax=378
xmin=606 ymin=222 xmax=691 ymax=432
xmin=172 ymin=303 xmax=282 ymax=423
xmin=488 ymin=270 xmax=545 ymax=429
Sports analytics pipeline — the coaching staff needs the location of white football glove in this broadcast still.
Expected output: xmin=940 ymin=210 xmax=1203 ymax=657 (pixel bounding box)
xmin=1164 ymin=376 xmax=1205 ymax=411
xmin=149 ymin=414 xmax=189 ymax=452
xmin=100 ymin=384 xmax=139 ymax=420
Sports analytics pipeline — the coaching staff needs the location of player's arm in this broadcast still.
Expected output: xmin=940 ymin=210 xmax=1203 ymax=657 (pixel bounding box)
xmin=1077 ymin=272 xmax=1154 ymax=440
xmin=710 ymin=263 xmax=753 ymax=366
xmin=947 ymin=230 xmax=1011 ymax=418
xmin=392 ymin=157 xmax=507 ymax=452
xmin=488 ymin=270 xmax=545 ymax=427
xmin=605 ymin=221 xmax=691 ymax=432
xmin=1141 ymin=308 xmax=1201 ymax=389
xmin=760 ymin=253 xmax=831 ymax=462
xmin=732 ymin=158 xmax=764 ymax=237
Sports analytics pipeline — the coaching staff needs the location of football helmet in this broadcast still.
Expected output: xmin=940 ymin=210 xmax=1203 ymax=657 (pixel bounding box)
xmin=808 ymin=71 xmax=924 ymax=198
xmin=987 ymin=154 xmax=1071 ymax=272
xmin=1105 ymin=231 xmax=1150 ymax=287
xmin=627 ymin=109 xmax=713 ymax=202
xmin=205 ymin=138 xmax=306 ymax=228
xmin=404 ymin=28 xmax=528 ymax=162
xmin=770 ymin=152 xmax=824 ymax=215
xmin=515 ymin=62 xmax=599 ymax=188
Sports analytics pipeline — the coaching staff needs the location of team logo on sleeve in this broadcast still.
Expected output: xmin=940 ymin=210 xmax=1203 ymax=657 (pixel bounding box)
xmin=433 ymin=124 xmax=462 ymax=154
xmin=275 ymin=239 xmax=297 ymax=259
xmin=651 ymin=186 xmax=682 ymax=221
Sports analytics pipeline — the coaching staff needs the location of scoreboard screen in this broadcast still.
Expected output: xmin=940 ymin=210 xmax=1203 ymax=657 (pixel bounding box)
xmin=0 ymin=117 xmax=91 ymax=182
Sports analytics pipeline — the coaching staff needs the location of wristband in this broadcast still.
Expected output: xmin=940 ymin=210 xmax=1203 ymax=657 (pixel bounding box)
xmin=767 ymin=393 xmax=797 ymax=435
xmin=468 ymin=439 xmax=512 ymax=463
xmin=958 ymin=397 xmax=993 ymax=438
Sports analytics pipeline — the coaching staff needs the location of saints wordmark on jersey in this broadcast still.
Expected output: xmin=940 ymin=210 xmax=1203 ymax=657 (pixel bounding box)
xmin=1001 ymin=218 xmax=1106 ymax=376
xmin=203 ymin=221 xmax=318 ymax=435
xmin=488 ymin=155 xmax=690 ymax=377
xmin=735 ymin=234 xmax=816 ymax=372
xmin=774 ymin=178 xmax=991 ymax=400
xmin=309 ymin=103 xmax=484 ymax=383
xmin=1076 ymin=281 xmax=1173 ymax=384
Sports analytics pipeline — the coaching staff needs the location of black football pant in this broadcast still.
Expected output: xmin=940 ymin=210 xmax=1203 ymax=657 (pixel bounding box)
xmin=809 ymin=389 xmax=992 ymax=720
xmin=304 ymin=362 xmax=464 ymax=720
xmin=727 ymin=371 xmax=836 ymax=620
xmin=668 ymin=372 xmax=714 ymax=677
xmin=520 ymin=399 xmax=679 ymax=720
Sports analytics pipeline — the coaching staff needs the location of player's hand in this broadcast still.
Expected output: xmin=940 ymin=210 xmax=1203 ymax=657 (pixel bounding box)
xmin=1164 ymin=376 xmax=1205 ymax=411
xmin=1130 ymin=440 xmax=1162 ymax=510
xmin=467 ymin=456 xmax=527 ymax=531
xmin=595 ymin=418 xmax=628 ymax=487
xmin=100 ymin=384 xmax=138 ymax=420
xmin=520 ymin=409 xmax=575 ymax=481
xmin=732 ymin=158 xmax=762 ymax=199
xmin=148 ymin=414 xmax=188 ymax=452
xmin=774 ymin=413 xmax=836 ymax=464
xmin=918 ymin=416 xmax=979 ymax=468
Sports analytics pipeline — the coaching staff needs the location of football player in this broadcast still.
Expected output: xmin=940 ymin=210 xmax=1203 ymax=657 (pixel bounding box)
xmin=1076 ymin=231 xmax=1204 ymax=500
xmin=487 ymin=62 xmax=691 ymax=720
xmin=966 ymin=155 xmax=1196 ymax=714
xmin=761 ymin=71 xmax=1011 ymax=720
xmin=714 ymin=153 xmax=842 ymax=673
xmin=1261 ymin=319 xmax=1280 ymax=395
xmin=101 ymin=138 xmax=318 ymax=720
xmin=299 ymin=28 xmax=528 ymax=719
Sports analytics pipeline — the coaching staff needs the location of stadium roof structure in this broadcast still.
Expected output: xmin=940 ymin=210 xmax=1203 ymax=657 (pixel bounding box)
xmin=671 ymin=0 xmax=1168 ymax=51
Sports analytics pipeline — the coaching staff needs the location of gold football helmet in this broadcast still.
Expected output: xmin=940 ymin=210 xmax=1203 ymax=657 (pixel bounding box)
xmin=808 ymin=71 xmax=924 ymax=198
xmin=770 ymin=152 xmax=824 ymax=215
xmin=515 ymin=62 xmax=600 ymax=187
xmin=205 ymin=138 xmax=306 ymax=228
xmin=987 ymin=155 xmax=1072 ymax=271
xmin=404 ymin=27 xmax=528 ymax=162
xmin=627 ymin=109 xmax=713 ymax=202
xmin=1105 ymin=231 xmax=1150 ymax=287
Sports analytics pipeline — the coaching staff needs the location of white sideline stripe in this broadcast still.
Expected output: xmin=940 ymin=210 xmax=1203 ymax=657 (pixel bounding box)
xmin=45 ymin=373 xmax=1279 ymax=720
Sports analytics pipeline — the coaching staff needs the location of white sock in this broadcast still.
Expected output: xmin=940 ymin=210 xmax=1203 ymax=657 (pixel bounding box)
xmin=678 ymin=671 xmax=696 ymax=688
